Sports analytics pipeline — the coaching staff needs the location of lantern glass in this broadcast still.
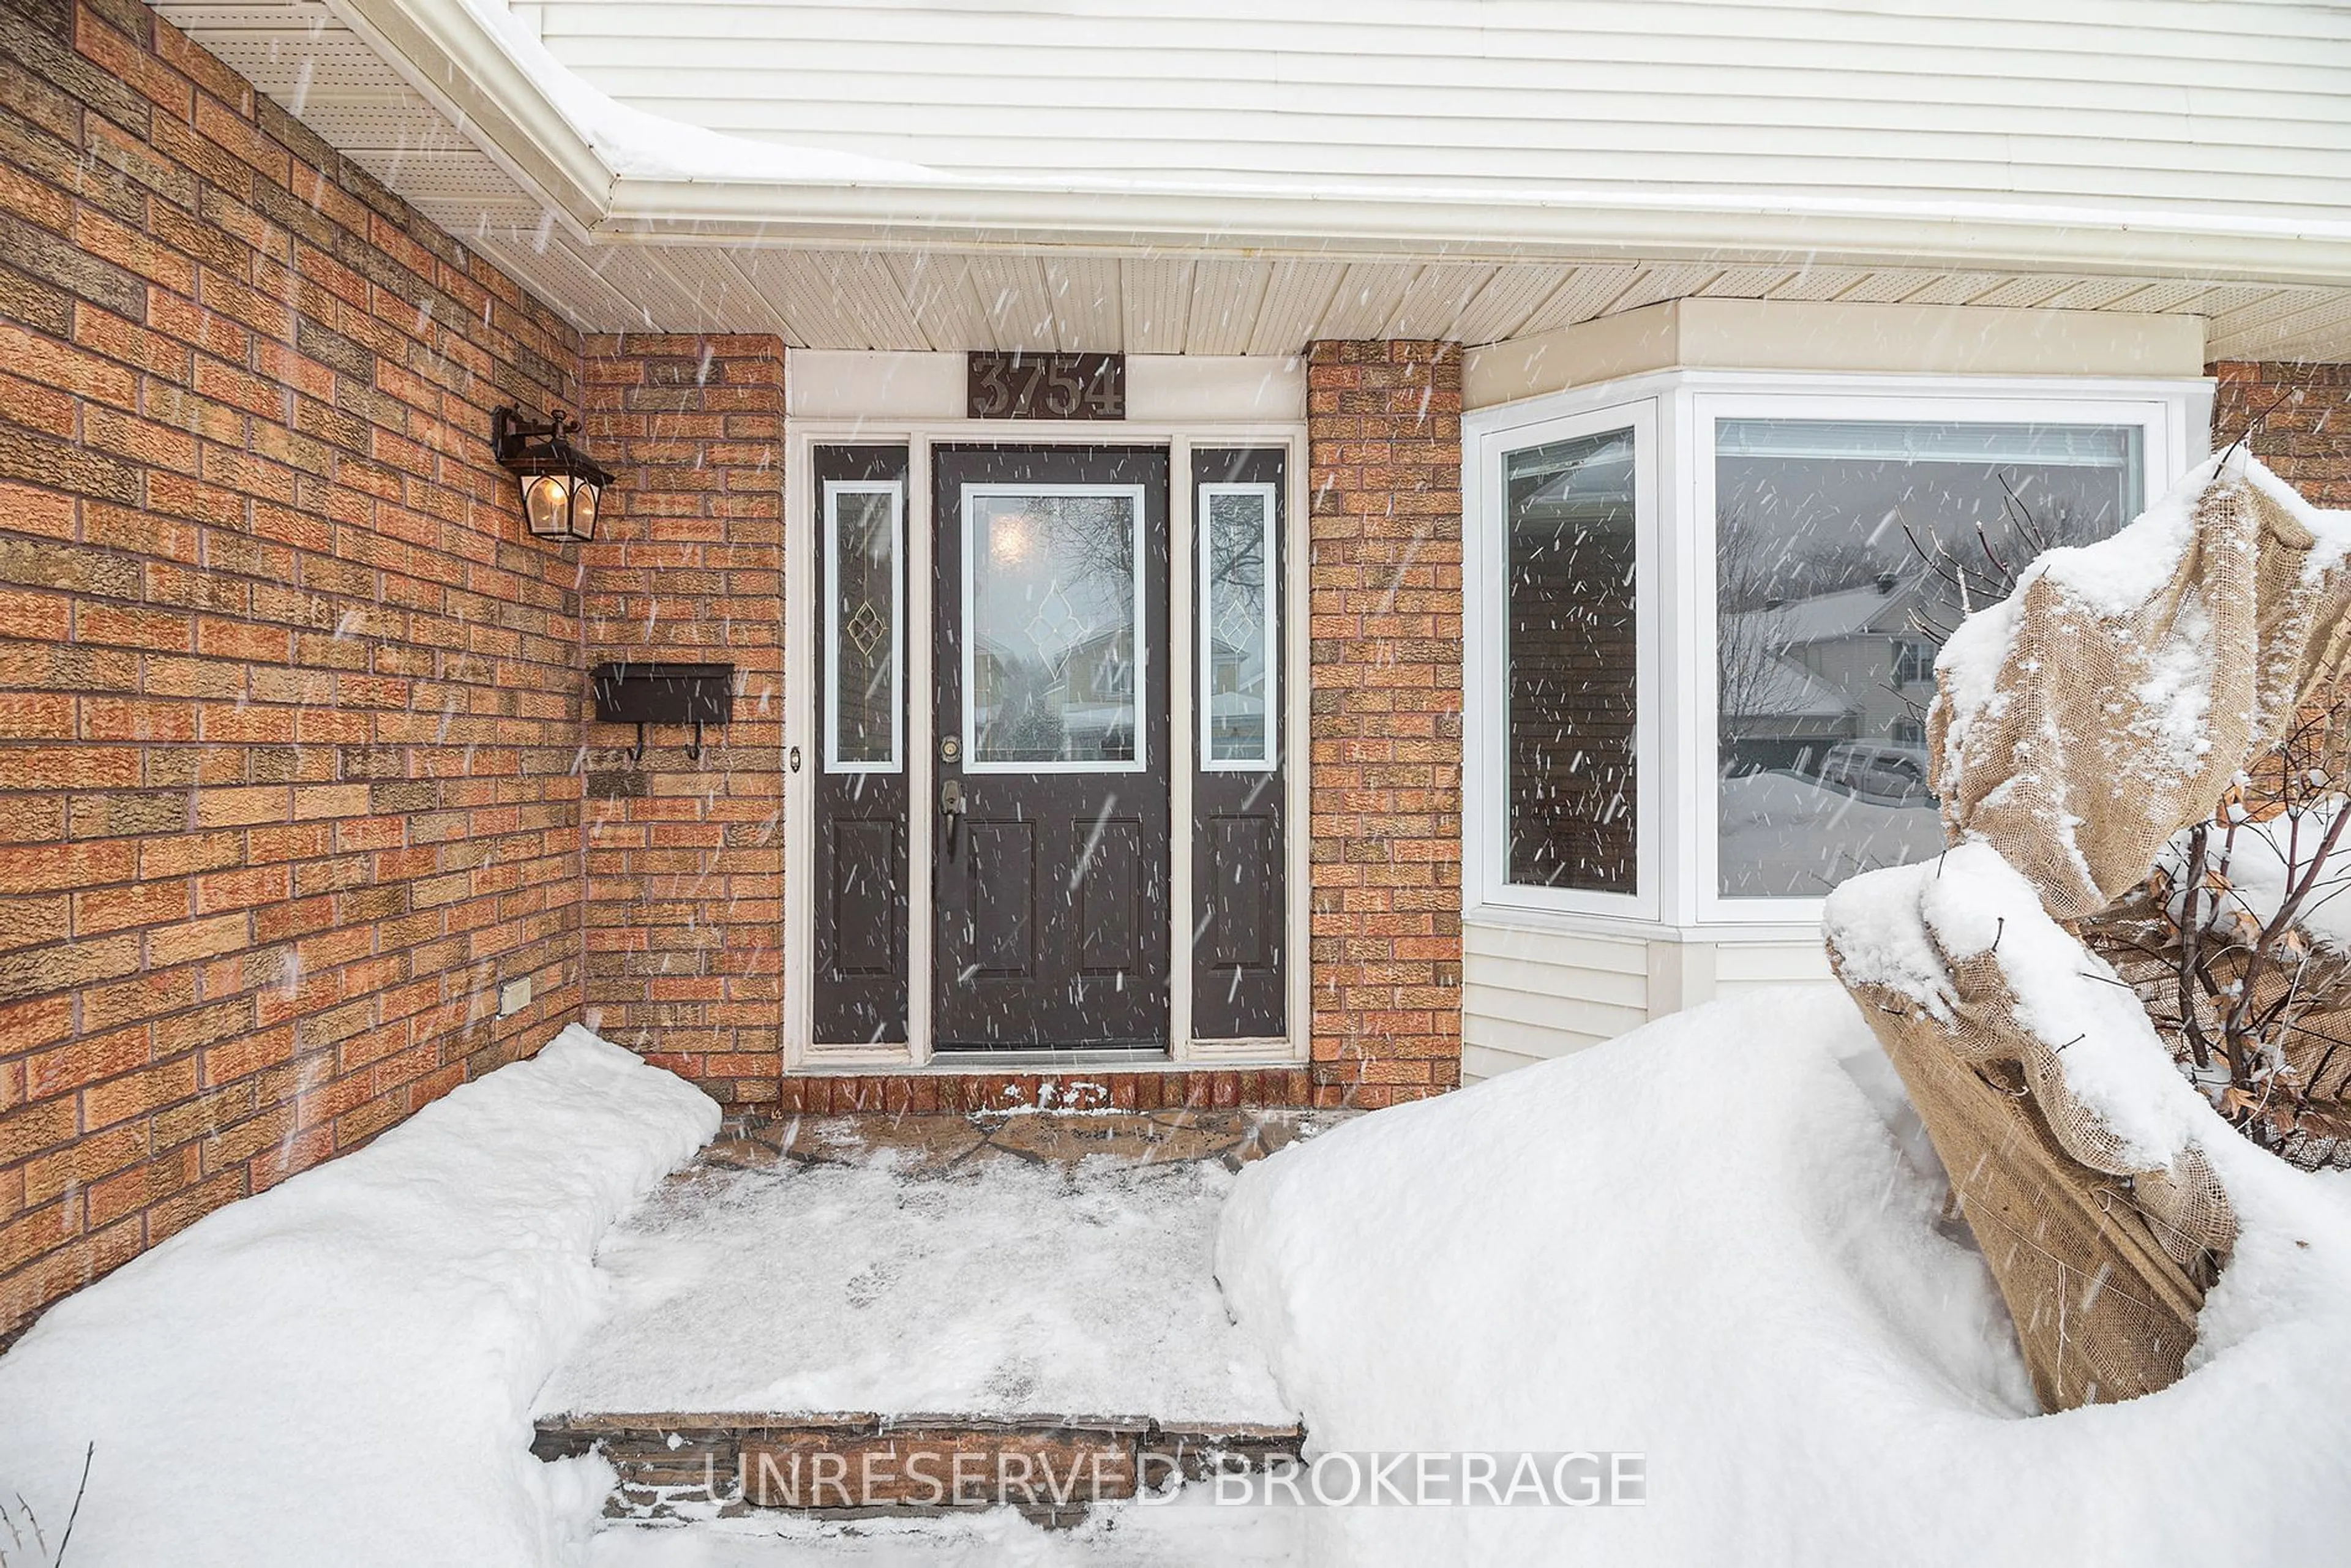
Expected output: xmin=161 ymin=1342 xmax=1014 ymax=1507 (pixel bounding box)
xmin=523 ymin=473 xmax=577 ymax=539
xmin=495 ymin=407 xmax=608 ymax=544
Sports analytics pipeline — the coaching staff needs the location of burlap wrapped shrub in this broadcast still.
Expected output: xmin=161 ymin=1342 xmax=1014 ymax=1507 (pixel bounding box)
xmin=1824 ymin=454 xmax=2351 ymax=1411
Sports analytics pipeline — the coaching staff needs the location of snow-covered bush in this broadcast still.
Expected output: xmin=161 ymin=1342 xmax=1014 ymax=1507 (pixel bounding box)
xmin=2091 ymin=692 xmax=2351 ymax=1168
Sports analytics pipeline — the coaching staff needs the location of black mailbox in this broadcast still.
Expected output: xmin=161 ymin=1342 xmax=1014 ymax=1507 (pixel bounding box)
xmin=591 ymin=661 xmax=734 ymax=761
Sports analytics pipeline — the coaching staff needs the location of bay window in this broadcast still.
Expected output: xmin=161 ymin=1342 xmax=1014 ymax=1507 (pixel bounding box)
xmin=1505 ymin=426 xmax=1640 ymax=893
xmin=1711 ymin=418 xmax=2143 ymax=901
xmin=1467 ymin=372 xmax=2194 ymax=931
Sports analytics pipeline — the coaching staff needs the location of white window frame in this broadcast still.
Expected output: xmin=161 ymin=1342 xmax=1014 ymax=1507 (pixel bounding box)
xmin=959 ymin=481 xmax=1150 ymax=777
xmin=1464 ymin=393 xmax=1663 ymax=923
xmin=822 ymin=478 xmax=905 ymax=775
xmin=1690 ymin=382 xmax=2185 ymax=926
xmin=1197 ymin=481 xmax=1279 ymax=773
xmin=1466 ymin=368 xmax=2206 ymax=940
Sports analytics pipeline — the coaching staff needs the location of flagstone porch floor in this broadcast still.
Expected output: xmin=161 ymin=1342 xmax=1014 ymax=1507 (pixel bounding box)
xmin=535 ymin=1108 xmax=1341 ymax=1520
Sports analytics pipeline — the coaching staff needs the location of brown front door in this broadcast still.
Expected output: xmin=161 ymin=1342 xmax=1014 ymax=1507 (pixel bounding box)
xmin=931 ymin=445 xmax=1171 ymax=1049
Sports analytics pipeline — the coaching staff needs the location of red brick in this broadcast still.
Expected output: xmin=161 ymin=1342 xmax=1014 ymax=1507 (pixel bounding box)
xmin=580 ymin=334 xmax=784 ymax=1087
xmin=1302 ymin=340 xmax=1464 ymax=1103
xmin=0 ymin=2 xmax=587 ymax=1338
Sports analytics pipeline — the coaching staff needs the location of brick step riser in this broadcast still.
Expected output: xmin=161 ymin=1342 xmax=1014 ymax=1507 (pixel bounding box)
xmin=534 ymin=1415 xmax=1306 ymax=1521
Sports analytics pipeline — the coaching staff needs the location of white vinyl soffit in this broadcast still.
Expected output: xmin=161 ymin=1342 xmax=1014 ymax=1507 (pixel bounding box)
xmin=152 ymin=0 xmax=2351 ymax=356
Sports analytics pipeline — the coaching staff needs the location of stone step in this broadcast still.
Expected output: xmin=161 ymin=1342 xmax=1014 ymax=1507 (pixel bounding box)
xmin=535 ymin=1411 xmax=1305 ymax=1525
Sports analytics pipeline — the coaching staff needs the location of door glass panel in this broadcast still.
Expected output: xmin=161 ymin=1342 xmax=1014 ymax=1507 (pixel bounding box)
xmin=826 ymin=482 xmax=901 ymax=770
xmin=1505 ymin=426 xmax=1639 ymax=891
xmin=1714 ymin=418 xmax=2143 ymax=898
xmin=964 ymin=487 xmax=1144 ymax=770
xmin=1200 ymin=483 xmax=1276 ymax=770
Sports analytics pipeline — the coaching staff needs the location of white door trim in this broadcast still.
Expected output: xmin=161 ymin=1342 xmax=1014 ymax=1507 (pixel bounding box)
xmin=785 ymin=417 xmax=1310 ymax=1073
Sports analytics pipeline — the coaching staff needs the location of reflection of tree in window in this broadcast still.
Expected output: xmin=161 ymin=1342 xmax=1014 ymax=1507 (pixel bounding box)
xmin=1714 ymin=420 xmax=2140 ymax=897
xmin=1505 ymin=429 xmax=1637 ymax=891
xmin=1205 ymin=492 xmax=1270 ymax=763
xmin=972 ymin=495 xmax=1139 ymax=765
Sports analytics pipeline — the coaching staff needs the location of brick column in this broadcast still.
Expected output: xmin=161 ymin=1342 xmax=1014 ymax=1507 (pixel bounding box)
xmin=1305 ymin=341 xmax=1464 ymax=1106
xmin=579 ymin=336 xmax=785 ymax=1109
xmin=2211 ymin=362 xmax=2351 ymax=507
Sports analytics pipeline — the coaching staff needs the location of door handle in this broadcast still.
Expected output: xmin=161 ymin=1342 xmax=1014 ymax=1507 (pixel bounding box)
xmin=940 ymin=778 xmax=965 ymax=857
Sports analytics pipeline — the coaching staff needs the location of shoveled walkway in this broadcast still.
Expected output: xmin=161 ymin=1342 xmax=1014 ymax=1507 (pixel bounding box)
xmin=536 ymin=1108 xmax=1338 ymax=1521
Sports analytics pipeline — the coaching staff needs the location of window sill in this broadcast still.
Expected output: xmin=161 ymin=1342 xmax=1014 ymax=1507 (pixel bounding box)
xmin=1464 ymin=901 xmax=1826 ymax=946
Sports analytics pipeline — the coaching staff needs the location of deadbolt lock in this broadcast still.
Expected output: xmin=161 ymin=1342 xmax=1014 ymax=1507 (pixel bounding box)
xmin=940 ymin=735 xmax=962 ymax=762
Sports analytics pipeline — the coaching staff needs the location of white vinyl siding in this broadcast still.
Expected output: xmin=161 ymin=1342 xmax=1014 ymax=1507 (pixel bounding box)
xmin=524 ymin=1 xmax=2351 ymax=228
xmin=1711 ymin=940 xmax=1835 ymax=994
xmin=160 ymin=2 xmax=2351 ymax=358
xmin=1462 ymin=921 xmax=1836 ymax=1082
xmin=1462 ymin=921 xmax=1649 ymax=1081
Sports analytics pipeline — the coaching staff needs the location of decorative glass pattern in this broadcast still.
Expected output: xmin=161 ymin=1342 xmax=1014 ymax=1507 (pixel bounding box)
xmin=827 ymin=483 xmax=901 ymax=770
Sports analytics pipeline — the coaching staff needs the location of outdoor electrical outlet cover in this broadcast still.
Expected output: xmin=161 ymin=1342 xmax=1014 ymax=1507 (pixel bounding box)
xmin=500 ymin=978 xmax=532 ymax=1018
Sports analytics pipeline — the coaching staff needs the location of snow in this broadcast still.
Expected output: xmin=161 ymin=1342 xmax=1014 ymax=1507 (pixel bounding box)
xmin=2238 ymin=452 xmax=2351 ymax=582
xmin=1935 ymin=452 xmax=2351 ymax=782
xmin=2161 ymin=798 xmax=2351 ymax=953
xmin=1930 ymin=453 xmax=2222 ymax=773
xmin=463 ymin=0 xmax=941 ymax=186
xmin=1216 ymin=988 xmax=2351 ymax=1564
xmin=2126 ymin=587 xmax=2216 ymax=779
xmin=1826 ymin=841 xmax=2210 ymax=1168
xmin=9 ymin=950 xmax=2348 ymax=1566
xmin=591 ymin=1498 xmax=1304 ymax=1567
xmin=1717 ymin=770 xmax=1950 ymax=895
xmin=538 ymin=1139 xmax=1291 ymax=1426
xmin=0 ymin=1026 xmax=719 ymax=1568
xmin=2035 ymin=452 xmax=2219 ymax=617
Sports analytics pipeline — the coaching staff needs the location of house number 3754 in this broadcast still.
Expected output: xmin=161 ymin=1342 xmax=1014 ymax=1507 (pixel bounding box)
xmin=966 ymin=352 xmax=1125 ymax=421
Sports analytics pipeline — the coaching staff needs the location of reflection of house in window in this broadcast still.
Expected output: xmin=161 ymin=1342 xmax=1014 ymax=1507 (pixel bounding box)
xmin=1206 ymin=623 xmax=1267 ymax=757
xmin=972 ymin=627 xmax=1137 ymax=761
xmin=1719 ymin=570 xmax=1932 ymax=776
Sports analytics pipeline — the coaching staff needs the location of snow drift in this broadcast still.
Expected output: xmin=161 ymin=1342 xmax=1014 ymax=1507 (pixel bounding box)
xmin=0 ymin=1026 xmax=719 ymax=1568
xmin=1216 ymin=991 xmax=2351 ymax=1564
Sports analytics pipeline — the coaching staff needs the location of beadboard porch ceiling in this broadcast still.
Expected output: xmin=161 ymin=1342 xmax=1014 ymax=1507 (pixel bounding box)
xmin=155 ymin=0 xmax=2351 ymax=360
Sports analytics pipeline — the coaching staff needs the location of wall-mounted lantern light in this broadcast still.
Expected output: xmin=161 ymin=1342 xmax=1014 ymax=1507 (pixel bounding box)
xmin=492 ymin=407 xmax=614 ymax=544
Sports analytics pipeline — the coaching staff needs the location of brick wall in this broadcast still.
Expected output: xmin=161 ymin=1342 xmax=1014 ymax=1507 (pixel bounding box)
xmin=579 ymin=336 xmax=786 ymax=1110
xmin=0 ymin=0 xmax=586 ymax=1338
xmin=0 ymin=1 xmax=1491 ymax=1342
xmin=2211 ymin=361 xmax=2350 ymax=507
xmin=1303 ymin=340 xmax=1465 ymax=1106
xmin=771 ymin=1068 xmax=1317 ymax=1116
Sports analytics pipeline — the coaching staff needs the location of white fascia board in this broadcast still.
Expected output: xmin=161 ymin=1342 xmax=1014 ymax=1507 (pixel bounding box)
xmin=326 ymin=0 xmax=612 ymax=231
xmin=332 ymin=0 xmax=2351 ymax=290
xmin=607 ymin=187 xmax=2351 ymax=289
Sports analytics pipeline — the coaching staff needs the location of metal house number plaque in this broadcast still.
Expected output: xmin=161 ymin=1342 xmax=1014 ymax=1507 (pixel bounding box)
xmin=966 ymin=352 xmax=1125 ymax=421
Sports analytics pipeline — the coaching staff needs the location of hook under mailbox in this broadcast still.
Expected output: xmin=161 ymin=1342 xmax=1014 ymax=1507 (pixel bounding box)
xmin=591 ymin=662 xmax=734 ymax=765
